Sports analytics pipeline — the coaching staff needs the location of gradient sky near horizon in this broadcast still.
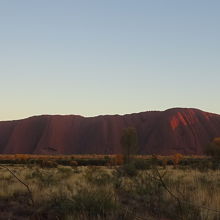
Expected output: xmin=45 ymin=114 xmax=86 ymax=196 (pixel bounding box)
xmin=0 ymin=0 xmax=219 ymax=120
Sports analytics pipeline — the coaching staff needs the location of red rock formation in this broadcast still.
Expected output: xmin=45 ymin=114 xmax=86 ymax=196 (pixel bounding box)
xmin=0 ymin=108 xmax=220 ymax=155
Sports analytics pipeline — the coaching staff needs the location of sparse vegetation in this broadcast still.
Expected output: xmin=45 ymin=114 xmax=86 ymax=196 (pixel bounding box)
xmin=1 ymin=155 xmax=220 ymax=220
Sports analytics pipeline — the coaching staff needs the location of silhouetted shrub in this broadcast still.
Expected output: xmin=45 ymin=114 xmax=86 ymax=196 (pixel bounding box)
xmin=205 ymin=138 xmax=220 ymax=160
xmin=121 ymin=127 xmax=138 ymax=164
xmin=40 ymin=160 xmax=58 ymax=168
xmin=69 ymin=160 xmax=78 ymax=167
xmin=73 ymin=158 xmax=108 ymax=166
xmin=133 ymin=158 xmax=150 ymax=170
xmin=114 ymin=162 xmax=138 ymax=177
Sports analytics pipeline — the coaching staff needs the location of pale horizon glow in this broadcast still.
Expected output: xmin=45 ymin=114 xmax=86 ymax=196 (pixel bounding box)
xmin=0 ymin=0 xmax=220 ymax=121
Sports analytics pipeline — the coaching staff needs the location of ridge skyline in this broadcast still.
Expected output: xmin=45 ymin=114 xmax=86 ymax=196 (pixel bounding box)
xmin=1 ymin=107 xmax=219 ymax=122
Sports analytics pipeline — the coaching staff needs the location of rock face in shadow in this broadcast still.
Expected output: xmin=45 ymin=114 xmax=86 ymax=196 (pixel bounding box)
xmin=1 ymin=108 xmax=220 ymax=155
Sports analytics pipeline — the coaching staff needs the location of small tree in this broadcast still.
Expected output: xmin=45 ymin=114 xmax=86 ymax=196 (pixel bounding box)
xmin=204 ymin=138 xmax=220 ymax=169
xmin=205 ymin=138 xmax=220 ymax=160
xmin=120 ymin=127 xmax=138 ymax=164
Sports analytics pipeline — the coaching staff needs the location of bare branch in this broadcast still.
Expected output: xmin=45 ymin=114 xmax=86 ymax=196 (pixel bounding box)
xmin=0 ymin=165 xmax=34 ymax=206
xmin=152 ymin=166 xmax=220 ymax=214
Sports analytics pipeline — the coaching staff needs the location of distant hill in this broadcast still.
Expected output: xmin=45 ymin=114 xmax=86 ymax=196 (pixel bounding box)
xmin=1 ymin=108 xmax=220 ymax=155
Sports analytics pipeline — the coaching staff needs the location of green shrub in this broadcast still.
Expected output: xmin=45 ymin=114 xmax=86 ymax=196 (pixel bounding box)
xmin=114 ymin=163 xmax=138 ymax=177
xmin=84 ymin=166 xmax=112 ymax=185
xmin=39 ymin=188 xmax=118 ymax=218
xmin=38 ymin=193 xmax=76 ymax=217
xmin=69 ymin=160 xmax=78 ymax=167
xmin=57 ymin=167 xmax=73 ymax=178
xmin=130 ymin=171 xmax=165 ymax=215
xmin=40 ymin=160 xmax=58 ymax=168
xmin=73 ymin=188 xmax=118 ymax=217
xmin=133 ymin=159 xmax=150 ymax=170
xmin=26 ymin=169 xmax=59 ymax=186
xmin=73 ymin=158 xmax=108 ymax=166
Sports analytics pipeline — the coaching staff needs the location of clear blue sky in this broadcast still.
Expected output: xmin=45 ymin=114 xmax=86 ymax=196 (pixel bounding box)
xmin=0 ymin=0 xmax=219 ymax=120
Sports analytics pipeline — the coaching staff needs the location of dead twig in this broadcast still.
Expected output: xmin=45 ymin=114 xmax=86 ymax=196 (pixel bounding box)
xmin=0 ymin=165 xmax=34 ymax=206
xmin=154 ymin=167 xmax=183 ymax=217
xmin=151 ymin=166 xmax=220 ymax=214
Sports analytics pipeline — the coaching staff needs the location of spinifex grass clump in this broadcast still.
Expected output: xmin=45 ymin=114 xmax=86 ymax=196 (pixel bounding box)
xmin=83 ymin=166 xmax=113 ymax=185
xmin=39 ymin=187 xmax=118 ymax=219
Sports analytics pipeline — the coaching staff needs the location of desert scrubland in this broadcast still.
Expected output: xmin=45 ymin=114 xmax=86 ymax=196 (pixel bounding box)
xmin=0 ymin=155 xmax=220 ymax=220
